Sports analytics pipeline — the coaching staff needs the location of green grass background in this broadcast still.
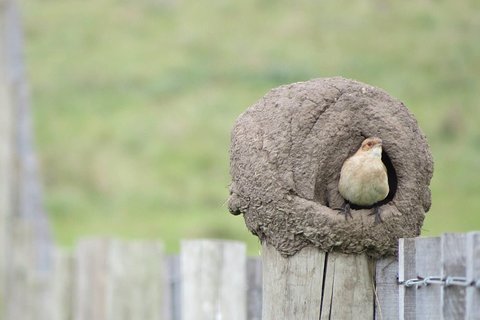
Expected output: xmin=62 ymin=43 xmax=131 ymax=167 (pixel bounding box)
xmin=21 ymin=0 xmax=480 ymax=254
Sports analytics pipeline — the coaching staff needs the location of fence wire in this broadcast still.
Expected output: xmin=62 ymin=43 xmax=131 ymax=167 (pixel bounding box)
xmin=399 ymin=275 xmax=480 ymax=288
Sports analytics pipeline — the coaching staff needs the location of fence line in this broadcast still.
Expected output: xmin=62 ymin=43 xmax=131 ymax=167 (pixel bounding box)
xmin=25 ymin=238 xmax=254 ymax=320
xmin=2 ymin=1 xmax=479 ymax=319
xmin=1 ymin=232 xmax=477 ymax=320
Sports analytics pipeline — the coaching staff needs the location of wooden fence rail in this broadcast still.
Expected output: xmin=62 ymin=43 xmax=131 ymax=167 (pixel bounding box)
xmin=1 ymin=233 xmax=479 ymax=320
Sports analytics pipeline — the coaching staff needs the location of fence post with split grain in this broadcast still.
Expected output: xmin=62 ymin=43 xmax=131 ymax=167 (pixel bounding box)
xmin=262 ymin=243 xmax=376 ymax=319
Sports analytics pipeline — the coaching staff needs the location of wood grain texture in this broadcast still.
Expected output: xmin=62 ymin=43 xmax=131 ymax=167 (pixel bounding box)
xmin=320 ymin=252 xmax=375 ymax=320
xmin=415 ymin=237 xmax=441 ymax=320
xmin=73 ymin=238 xmax=166 ymax=320
xmin=106 ymin=240 xmax=165 ymax=320
xmin=247 ymin=257 xmax=262 ymax=320
xmin=73 ymin=238 xmax=110 ymax=320
xmin=262 ymin=243 xmax=325 ymax=320
xmin=181 ymin=239 xmax=246 ymax=320
xmin=398 ymin=238 xmax=416 ymax=320
xmin=375 ymin=257 xmax=398 ymax=320
xmin=50 ymin=248 xmax=74 ymax=320
xmin=466 ymin=232 xmax=480 ymax=320
xmin=442 ymin=233 xmax=467 ymax=320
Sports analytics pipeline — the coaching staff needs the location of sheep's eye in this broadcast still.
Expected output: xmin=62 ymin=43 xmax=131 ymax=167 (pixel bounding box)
xmin=366 ymin=142 xmax=373 ymax=147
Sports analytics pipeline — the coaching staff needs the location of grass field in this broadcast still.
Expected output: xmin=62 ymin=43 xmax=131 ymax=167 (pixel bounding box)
xmin=20 ymin=0 xmax=480 ymax=254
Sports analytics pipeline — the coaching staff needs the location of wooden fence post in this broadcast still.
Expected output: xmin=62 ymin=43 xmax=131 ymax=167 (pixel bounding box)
xmin=247 ymin=257 xmax=262 ymax=320
xmin=414 ymin=236 xmax=442 ymax=319
xmin=466 ymin=232 xmax=480 ymax=318
xmin=262 ymin=244 xmax=325 ymax=319
xmin=0 ymin=0 xmax=53 ymax=319
xmin=107 ymin=240 xmax=166 ymax=320
xmin=262 ymin=242 xmax=375 ymax=320
xmin=180 ymin=239 xmax=246 ymax=320
xmin=49 ymin=248 xmax=74 ymax=320
xmin=0 ymin=0 xmax=14 ymax=310
xmin=442 ymin=233 xmax=467 ymax=319
xmin=398 ymin=238 xmax=416 ymax=320
xmin=74 ymin=238 xmax=110 ymax=320
xmin=375 ymin=257 xmax=398 ymax=320
xmin=73 ymin=238 xmax=166 ymax=320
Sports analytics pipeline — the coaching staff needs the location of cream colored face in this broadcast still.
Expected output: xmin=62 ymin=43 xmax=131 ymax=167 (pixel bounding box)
xmin=360 ymin=137 xmax=382 ymax=151
xmin=360 ymin=137 xmax=383 ymax=157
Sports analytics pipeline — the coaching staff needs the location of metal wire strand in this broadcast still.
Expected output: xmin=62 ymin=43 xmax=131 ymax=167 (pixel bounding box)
xmin=400 ymin=275 xmax=480 ymax=288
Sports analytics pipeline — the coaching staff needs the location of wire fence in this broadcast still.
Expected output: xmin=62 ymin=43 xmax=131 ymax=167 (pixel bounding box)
xmin=401 ymin=276 xmax=480 ymax=288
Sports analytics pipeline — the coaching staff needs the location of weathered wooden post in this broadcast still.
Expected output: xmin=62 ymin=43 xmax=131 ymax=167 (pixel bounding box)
xmin=228 ymin=77 xmax=433 ymax=319
xmin=180 ymin=239 xmax=247 ymax=320
xmin=0 ymin=0 xmax=54 ymax=319
xmin=0 ymin=0 xmax=15 ymax=311
xmin=73 ymin=238 xmax=166 ymax=320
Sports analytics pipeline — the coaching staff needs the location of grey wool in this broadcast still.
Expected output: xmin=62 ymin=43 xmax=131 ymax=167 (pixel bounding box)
xmin=228 ymin=77 xmax=434 ymax=258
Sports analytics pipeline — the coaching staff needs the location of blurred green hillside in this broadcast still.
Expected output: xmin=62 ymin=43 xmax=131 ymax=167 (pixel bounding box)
xmin=21 ymin=0 xmax=480 ymax=254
